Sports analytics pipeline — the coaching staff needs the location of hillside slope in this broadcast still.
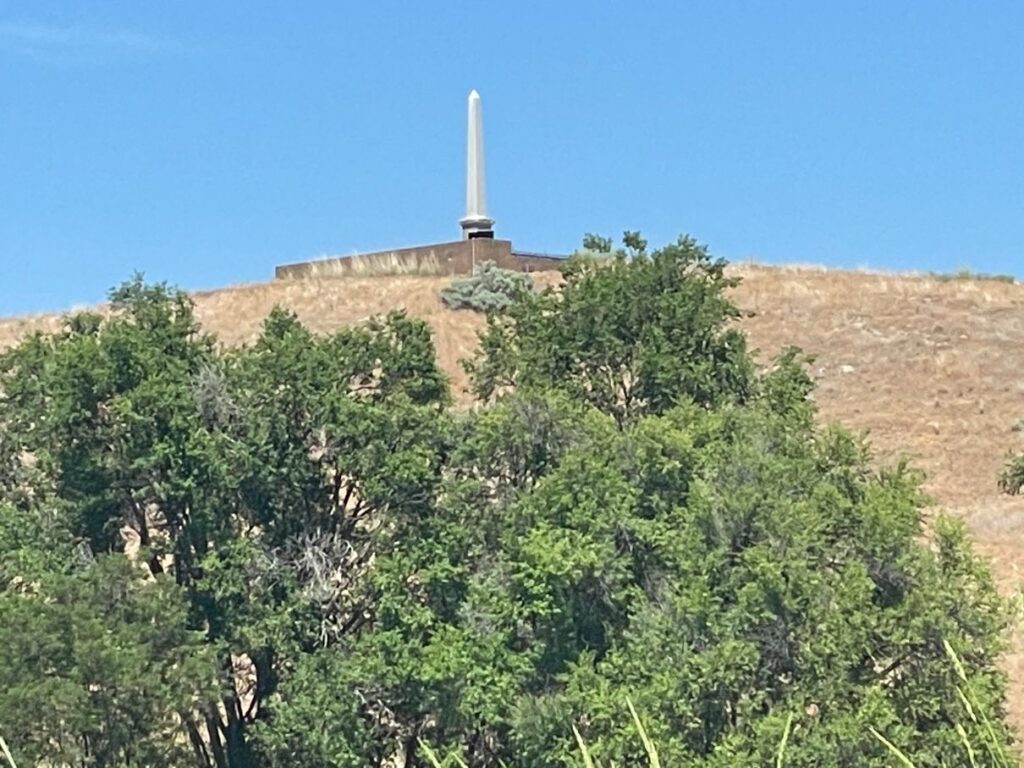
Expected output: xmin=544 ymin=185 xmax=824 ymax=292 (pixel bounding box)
xmin=3 ymin=263 xmax=1024 ymax=726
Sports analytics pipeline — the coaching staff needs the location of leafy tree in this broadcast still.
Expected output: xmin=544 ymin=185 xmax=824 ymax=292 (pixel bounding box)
xmin=580 ymin=233 xmax=613 ymax=254
xmin=0 ymin=280 xmax=451 ymax=767
xmin=466 ymin=234 xmax=754 ymax=426
xmin=353 ymin=389 xmax=1012 ymax=766
xmin=347 ymin=235 xmax=1012 ymax=766
xmin=0 ymin=503 xmax=216 ymax=767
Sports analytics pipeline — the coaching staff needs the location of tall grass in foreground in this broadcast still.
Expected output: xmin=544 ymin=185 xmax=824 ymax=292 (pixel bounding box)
xmin=420 ymin=698 xmax=777 ymax=768
xmin=567 ymin=698 xmax=664 ymax=768
xmin=866 ymin=640 xmax=1015 ymax=768
xmin=0 ymin=734 xmax=18 ymax=768
xmin=420 ymin=644 xmax=1016 ymax=767
xmin=0 ymin=646 xmax=1011 ymax=768
xmin=420 ymin=697 xmax=764 ymax=767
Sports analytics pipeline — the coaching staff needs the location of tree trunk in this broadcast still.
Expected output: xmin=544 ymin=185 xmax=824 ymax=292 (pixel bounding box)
xmin=183 ymin=715 xmax=212 ymax=767
xmin=205 ymin=712 xmax=228 ymax=768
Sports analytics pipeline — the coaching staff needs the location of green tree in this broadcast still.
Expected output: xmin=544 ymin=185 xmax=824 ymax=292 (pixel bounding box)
xmin=0 ymin=280 xmax=451 ymax=767
xmin=0 ymin=503 xmax=216 ymax=767
xmin=350 ymin=235 xmax=1014 ymax=766
xmin=354 ymin=393 xmax=1012 ymax=766
xmin=467 ymin=234 xmax=754 ymax=426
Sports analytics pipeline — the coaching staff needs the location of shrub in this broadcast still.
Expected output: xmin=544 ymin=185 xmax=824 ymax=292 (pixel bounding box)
xmin=1000 ymin=452 xmax=1024 ymax=495
xmin=439 ymin=260 xmax=533 ymax=312
xmin=931 ymin=268 xmax=1016 ymax=284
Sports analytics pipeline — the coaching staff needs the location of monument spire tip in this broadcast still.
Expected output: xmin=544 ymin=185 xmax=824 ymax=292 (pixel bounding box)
xmin=459 ymin=88 xmax=494 ymax=239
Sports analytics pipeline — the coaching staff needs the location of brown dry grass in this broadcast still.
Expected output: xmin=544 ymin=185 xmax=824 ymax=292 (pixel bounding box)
xmin=2 ymin=265 xmax=1024 ymax=730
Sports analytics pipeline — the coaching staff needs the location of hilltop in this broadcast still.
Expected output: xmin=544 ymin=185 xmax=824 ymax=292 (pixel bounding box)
xmin=3 ymin=262 xmax=1024 ymax=728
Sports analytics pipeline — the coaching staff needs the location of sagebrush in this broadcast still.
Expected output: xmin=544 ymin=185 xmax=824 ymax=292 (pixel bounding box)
xmin=1001 ymin=453 xmax=1024 ymax=495
xmin=438 ymin=259 xmax=533 ymax=312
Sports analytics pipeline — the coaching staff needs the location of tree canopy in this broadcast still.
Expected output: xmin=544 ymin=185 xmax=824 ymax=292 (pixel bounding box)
xmin=0 ymin=241 xmax=1015 ymax=767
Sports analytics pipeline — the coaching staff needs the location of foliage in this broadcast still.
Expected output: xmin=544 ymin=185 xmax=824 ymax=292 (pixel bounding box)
xmin=0 ymin=277 xmax=450 ymax=767
xmin=1000 ymin=453 xmax=1024 ymax=495
xmin=439 ymin=260 xmax=534 ymax=313
xmin=350 ymin=389 xmax=1012 ymax=766
xmin=0 ymin=507 xmax=216 ymax=768
xmin=466 ymin=234 xmax=754 ymax=426
xmin=0 ymin=238 xmax=1017 ymax=767
xmin=930 ymin=269 xmax=1016 ymax=284
xmin=580 ymin=233 xmax=614 ymax=255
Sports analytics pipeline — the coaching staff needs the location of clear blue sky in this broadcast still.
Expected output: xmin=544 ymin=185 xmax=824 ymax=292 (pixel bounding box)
xmin=2 ymin=2 xmax=1022 ymax=314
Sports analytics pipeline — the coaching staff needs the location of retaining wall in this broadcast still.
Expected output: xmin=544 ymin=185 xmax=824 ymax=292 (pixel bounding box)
xmin=275 ymin=239 xmax=565 ymax=280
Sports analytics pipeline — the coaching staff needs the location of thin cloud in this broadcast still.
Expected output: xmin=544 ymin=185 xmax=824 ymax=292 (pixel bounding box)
xmin=0 ymin=21 xmax=175 ymax=62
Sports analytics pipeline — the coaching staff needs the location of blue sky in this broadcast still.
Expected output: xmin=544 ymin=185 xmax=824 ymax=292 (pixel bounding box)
xmin=1 ymin=2 xmax=1022 ymax=314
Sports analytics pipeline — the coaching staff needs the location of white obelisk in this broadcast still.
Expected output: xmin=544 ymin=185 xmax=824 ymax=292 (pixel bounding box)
xmin=459 ymin=89 xmax=495 ymax=239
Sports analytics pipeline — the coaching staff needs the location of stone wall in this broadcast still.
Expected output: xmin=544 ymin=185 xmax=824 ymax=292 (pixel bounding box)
xmin=275 ymin=239 xmax=565 ymax=280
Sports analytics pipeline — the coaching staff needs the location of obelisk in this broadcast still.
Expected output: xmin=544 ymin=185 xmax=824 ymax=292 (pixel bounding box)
xmin=459 ymin=89 xmax=495 ymax=239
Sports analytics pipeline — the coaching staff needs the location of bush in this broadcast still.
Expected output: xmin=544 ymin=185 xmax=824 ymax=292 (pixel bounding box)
xmin=439 ymin=260 xmax=533 ymax=312
xmin=1000 ymin=452 xmax=1024 ymax=494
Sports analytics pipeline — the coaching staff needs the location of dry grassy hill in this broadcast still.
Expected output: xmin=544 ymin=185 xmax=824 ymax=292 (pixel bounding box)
xmin=4 ymin=263 xmax=1024 ymax=729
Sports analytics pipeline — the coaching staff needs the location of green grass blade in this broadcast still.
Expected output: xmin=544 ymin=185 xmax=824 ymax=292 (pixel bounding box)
xmin=954 ymin=722 xmax=979 ymax=768
xmin=775 ymin=712 xmax=794 ymax=768
xmin=977 ymin=712 xmax=1009 ymax=768
xmin=418 ymin=739 xmax=468 ymax=768
xmin=974 ymin=693 xmax=1010 ymax=768
xmin=956 ymin=686 xmax=977 ymax=723
xmin=945 ymin=641 xmax=1009 ymax=768
xmin=868 ymin=727 xmax=916 ymax=768
xmin=626 ymin=697 xmax=661 ymax=768
xmin=0 ymin=735 xmax=17 ymax=768
xmin=943 ymin=639 xmax=968 ymax=682
xmin=572 ymin=724 xmax=597 ymax=768
xmin=418 ymin=739 xmax=445 ymax=768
